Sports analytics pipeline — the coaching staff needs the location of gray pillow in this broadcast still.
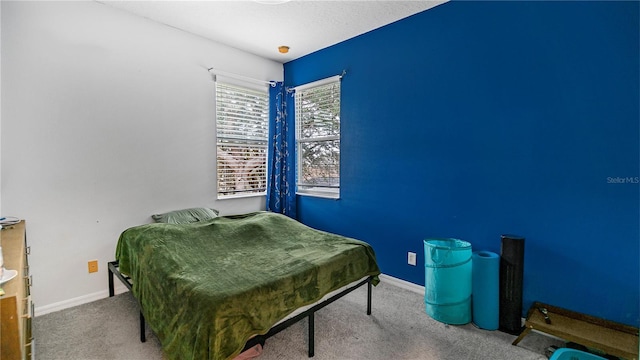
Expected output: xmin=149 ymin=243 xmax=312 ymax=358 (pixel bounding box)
xmin=151 ymin=207 xmax=219 ymax=224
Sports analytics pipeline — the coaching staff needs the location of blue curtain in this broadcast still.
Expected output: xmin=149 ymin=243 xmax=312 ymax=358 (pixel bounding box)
xmin=267 ymin=82 xmax=296 ymax=218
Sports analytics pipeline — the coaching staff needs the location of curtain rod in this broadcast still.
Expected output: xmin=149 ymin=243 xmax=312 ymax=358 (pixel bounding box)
xmin=207 ymin=67 xmax=277 ymax=87
xmin=291 ymin=70 xmax=346 ymax=92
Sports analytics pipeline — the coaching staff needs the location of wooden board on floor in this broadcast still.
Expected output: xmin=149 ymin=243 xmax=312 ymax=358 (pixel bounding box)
xmin=513 ymin=301 xmax=639 ymax=360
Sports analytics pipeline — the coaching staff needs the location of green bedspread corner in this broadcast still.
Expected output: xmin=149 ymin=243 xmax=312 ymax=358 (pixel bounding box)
xmin=115 ymin=211 xmax=381 ymax=360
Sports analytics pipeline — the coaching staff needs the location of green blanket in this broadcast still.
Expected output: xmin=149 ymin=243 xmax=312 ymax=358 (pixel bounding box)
xmin=115 ymin=211 xmax=380 ymax=360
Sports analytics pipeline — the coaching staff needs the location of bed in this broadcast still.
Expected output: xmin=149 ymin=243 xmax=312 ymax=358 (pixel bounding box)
xmin=108 ymin=211 xmax=381 ymax=360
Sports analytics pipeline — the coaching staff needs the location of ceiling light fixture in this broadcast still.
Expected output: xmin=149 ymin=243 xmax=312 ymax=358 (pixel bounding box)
xmin=278 ymin=46 xmax=290 ymax=54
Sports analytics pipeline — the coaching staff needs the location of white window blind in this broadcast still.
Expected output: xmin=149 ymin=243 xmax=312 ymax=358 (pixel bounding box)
xmin=216 ymin=82 xmax=269 ymax=198
xmin=295 ymin=78 xmax=341 ymax=198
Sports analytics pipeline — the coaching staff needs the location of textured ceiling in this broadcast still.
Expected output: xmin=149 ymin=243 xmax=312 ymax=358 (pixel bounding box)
xmin=98 ymin=0 xmax=446 ymax=63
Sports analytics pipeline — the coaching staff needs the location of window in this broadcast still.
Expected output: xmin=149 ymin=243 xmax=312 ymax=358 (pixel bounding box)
xmin=295 ymin=77 xmax=341 ymax=198
xmin=215 ymin=81 xmax=269 ymax=198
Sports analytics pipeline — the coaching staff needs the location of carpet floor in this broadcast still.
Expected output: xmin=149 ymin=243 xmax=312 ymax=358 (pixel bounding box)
xmin=34 ymin=281 xmax=562 ymax=359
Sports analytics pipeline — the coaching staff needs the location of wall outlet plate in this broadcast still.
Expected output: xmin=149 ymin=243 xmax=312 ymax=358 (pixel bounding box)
xmin=88 ymin=260 xmax=98 ymax=273
xmin=407 ymin=252 xmax=417 ymax=266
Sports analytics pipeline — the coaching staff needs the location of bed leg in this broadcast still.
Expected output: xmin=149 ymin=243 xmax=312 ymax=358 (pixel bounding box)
xmin=108 ymin=263 xmax=115 ymax=297
xmin=140 ymin=311 xmax=146 ymax=343
xmin=308 ymin=313 xmax=315 ymax=357
xmin=367 ymin=278 xmax=372 ymax=315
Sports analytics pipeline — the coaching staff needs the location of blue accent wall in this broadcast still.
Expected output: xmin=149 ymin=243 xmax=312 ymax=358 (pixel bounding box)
xmin=284 ymin=1 xmax=639 ymax=326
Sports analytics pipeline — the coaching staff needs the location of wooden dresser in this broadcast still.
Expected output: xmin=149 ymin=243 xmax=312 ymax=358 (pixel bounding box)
xmin=0 ymin=221 xmax=33 ymax=360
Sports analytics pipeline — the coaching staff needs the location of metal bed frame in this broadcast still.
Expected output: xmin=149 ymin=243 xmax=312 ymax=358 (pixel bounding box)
xmin=107 ymin=260 xmax=374 ymax=357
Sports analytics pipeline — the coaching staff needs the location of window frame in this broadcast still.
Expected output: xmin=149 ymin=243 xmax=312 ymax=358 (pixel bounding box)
xmin=294 ymin=75 xmax=342 ymax=199
xmin=214 ymin=78 xmax=270 ymax=199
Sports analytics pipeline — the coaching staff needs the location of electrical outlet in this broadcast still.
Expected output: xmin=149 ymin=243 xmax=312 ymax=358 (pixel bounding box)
xmin=407 ymin=252 xmax=417 ymax=266
xmin=88 ymin=260 xmax=98 ymax=273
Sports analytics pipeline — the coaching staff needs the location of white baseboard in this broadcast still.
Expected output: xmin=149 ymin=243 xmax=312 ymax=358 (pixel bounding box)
xmin=37 ymin=273 xmax=527 ymax=336
xmin=379 ymin=273 xmax=425 ymax=296
xmin=36 ymin=274 xmax=422 ymax=317
xmin=35 ymin=283 xmax=129 ymax=317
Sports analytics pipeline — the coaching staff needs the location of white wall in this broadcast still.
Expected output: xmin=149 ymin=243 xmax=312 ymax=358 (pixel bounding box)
xmin=1 ymin=1 xmax=283 ymax=314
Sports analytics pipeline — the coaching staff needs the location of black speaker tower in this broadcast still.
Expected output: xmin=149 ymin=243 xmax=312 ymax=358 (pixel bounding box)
xmin=499 ymin=234 xmax=525 ymax=335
